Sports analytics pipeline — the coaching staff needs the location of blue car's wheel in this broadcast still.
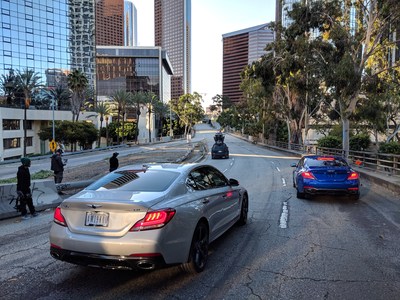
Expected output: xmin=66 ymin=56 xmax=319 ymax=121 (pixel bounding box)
xmin=296 ymin=188 xmax=305 ymax=199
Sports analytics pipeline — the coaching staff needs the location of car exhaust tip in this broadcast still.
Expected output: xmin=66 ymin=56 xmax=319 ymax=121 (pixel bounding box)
xmin=136 ymin=261 xmax=156 ymax=270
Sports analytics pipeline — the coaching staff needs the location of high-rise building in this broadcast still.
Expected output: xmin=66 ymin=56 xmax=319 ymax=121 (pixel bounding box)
xmin=95 ymin=0 xmax=137 ymax=47
xmin=222 ymin=24 xmax=274 ymax=105
xmin=154 ymin=0 xmax=191 ymax=100
xmin=0 ymin=0 xmax=95 ymax=88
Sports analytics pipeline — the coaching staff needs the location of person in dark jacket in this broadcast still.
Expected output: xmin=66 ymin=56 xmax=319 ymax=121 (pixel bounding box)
xmin=109 ymin=152 xmax=119 ymax=172
xmin=17 ymin=157 xmax=38 ymax=220
xmin=51 ymin=149 xmax=66 ymax=184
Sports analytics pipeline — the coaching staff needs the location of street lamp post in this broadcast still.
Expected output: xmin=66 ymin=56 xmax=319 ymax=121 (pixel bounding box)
xmin=23 ymin=96 xmax=31 ymax=157
xmin=105 ymin=116 xmax=109 ymax=146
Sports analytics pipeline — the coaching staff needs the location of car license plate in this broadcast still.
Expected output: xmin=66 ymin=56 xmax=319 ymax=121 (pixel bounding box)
xmin=85 ymin=212 xmax=109 ymax=227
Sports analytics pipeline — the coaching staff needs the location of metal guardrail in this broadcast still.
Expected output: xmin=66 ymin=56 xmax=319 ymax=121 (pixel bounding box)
xmin=228 ymin=130 xmax=400 ymax=178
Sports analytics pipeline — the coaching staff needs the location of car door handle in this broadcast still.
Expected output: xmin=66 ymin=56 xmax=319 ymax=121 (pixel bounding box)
xmin=202 ymin=197 xmax=210 ymax=204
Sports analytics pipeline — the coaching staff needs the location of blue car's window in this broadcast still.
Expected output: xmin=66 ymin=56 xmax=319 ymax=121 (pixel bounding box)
xmin=306 ymin=157 xmax=348 ymax=167
xmin=86 ymin=170 xmax=180 ymax=192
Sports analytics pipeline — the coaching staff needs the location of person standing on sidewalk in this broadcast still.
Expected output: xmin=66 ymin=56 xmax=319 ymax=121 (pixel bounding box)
xmin=51 ymin=149 xmax=67 ymax=185
xmin=17 ymin=157 xmax=38 ymax=220
xmin=109 ymin=152 xmax=119 ymax=172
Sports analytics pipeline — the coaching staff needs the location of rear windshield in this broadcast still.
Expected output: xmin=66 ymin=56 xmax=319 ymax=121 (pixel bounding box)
xmin=85 ymin=170 xmax=180 ymax=192
xmin=306 ymin=157 xmax=348 ymax=167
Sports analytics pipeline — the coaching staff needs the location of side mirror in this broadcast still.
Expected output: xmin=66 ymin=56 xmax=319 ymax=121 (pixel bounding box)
xmin=229 ymin=178 xmax=239 ymax=186
xmin=291 ymin=163 xmax=297 ymax=167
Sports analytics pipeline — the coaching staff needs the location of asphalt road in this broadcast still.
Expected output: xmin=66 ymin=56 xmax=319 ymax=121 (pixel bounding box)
xmin=1 ymin=123 xmax=399 ymax=300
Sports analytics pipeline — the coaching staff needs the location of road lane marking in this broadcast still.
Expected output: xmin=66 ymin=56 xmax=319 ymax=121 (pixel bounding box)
xmin=282 ymin=178 xmax=286 ymax=187
xmin=279 ymin=201 xmax=288 ymax=229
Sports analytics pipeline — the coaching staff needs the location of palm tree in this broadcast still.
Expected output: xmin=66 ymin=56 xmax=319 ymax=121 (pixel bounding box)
xmin=94 ymin=101 xmax=112 ymax=146
xmin=110 ymin=90 xmax=131 ymax=144
xmin=43 ymin=85 xmax=71 ymax=110
xmin=67 ymin=69 xmax=88 ymax=122
xmin=15 ymin=68 xmax=42 ymax=156
xmin=0 ymin=69 xmax=16 ymax=106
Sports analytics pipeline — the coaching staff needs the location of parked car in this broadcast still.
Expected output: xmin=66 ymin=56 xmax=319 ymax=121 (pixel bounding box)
xmin=291 ymin=155 xmax=360 ymax=200
xmin=49 ymin=163 xmax=248 ymax=273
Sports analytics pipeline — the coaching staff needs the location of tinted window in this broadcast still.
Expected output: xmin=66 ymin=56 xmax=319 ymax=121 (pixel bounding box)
xmin=306 ymin=157 xmax=348 ymax=167
xmin=86 ymin=170 xmax=180 ymax=192
xmin=188 ymin=166 xmax=228 ymax=190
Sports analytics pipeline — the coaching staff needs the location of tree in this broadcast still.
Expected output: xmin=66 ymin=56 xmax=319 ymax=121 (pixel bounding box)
xmin=288 ymin=0 xmax=400 ymax=159
xmin=110 ymin=90 xmax=131 ymax=144
xmin=42 ymin=85 xmax=71 ymax=110
xmin=212 ymin=94 xmax=232 ymax=111
xmin=92 ymin=101 xmax=112 ymax=147
xmin=15 ymin=68 xmax=42 ymax=156
xmin=0 ymin=69 xmax=17 ymax=106
xmin=67 ymin=69 xmax=88 ymax=122
xmin=170 ymin=92 xmax=204 ymax=136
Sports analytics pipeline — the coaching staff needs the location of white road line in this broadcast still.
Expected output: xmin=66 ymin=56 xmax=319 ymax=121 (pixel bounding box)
xmin=276 ymin=166 xmax=281 ymax=172
xmin=282 ymin=178 xmax=286 ymax=187
xmin=279 ymin=201 xmax=288 ymax=229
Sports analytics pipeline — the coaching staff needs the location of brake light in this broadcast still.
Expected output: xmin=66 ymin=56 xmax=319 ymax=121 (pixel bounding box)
xmin=130 ymin=208 xmax=176 ymax=231
xmin=301 ymin=172 xmax=316 ymax=179
xmin=347 ymin=172 xmax=359 ymax=180
xmin=317 ymin=156 xmax=334 ymax=161
xmin=54 ymin=207 xmax=67 ymax=227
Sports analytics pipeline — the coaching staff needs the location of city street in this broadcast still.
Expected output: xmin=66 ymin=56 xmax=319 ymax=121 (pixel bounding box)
xmin=0 ymin=124 xmax=399 ymax=300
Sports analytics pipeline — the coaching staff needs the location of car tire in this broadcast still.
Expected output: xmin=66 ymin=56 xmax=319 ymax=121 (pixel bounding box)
xmin=237 ymin=194 xmax=248 ymax=226
xmin=181 ymin=221 xmax=209 ymax=274
xmin=296 ymin=189 xmax=305 ymax=199
xmin=351 ymin=193 xmax=360 ymax=201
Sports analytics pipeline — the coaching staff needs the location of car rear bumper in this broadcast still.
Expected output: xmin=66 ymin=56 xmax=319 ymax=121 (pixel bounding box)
xmin=50 ymin=246 xmax=167 ymax=270
xmin=303 ymin=187 xmax=359 ymax=195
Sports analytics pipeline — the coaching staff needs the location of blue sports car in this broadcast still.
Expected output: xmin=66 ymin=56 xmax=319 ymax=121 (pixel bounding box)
xmin=291 ymin=155 xmax=360 ymax=200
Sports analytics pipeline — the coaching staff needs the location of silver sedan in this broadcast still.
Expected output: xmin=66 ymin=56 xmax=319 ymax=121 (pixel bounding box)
xmin=49 ymin=163 xmax=249 ymax=273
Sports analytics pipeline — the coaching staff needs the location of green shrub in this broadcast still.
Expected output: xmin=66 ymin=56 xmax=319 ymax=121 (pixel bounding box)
xmin=379 ymin=142 xmax=400 ymax=154
xmin=349 ymin=134 xmax=370 ymax=151
xmin=317 ymin=136 xmax=342 ymax=149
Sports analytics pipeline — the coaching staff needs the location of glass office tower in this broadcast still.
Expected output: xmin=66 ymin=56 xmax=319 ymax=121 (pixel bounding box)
xmin=154 ymin=0 xmax=191 ymax=100
xmin=0 ymin=0 xmax=96 ymax=90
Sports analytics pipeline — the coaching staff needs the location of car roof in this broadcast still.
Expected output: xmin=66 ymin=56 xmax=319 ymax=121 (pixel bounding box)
xmin=117 ymin=163 xmax=216 ymax=173
xmin=301 ymin=155 xmax=345 ymax=160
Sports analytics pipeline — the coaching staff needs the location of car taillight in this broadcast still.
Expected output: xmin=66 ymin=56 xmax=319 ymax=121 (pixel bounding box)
xmin=54 ymin=207 xmax=67 ymax=227
xmin=347 ymin=172 xmax=359 ymax=180
xmin=130 ymin=208 xmax=176 ymax=232
xmin=301 ymin=172 xmax=316 ymax=179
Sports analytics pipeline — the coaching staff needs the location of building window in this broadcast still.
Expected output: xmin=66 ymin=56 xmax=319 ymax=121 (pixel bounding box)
xmin=23 ymin=120 xmax=32 ymax=130
xmin=3 ymin=119 xmax=20 ymax=130
xmin=2 ymin=9 xmax=10 ymax=15
xmin=2 ymin=22 xmax=11 ymax=29
xmin=3 ymin=138 xmax=20 ymax=149
xmin=26 ymin=41 xmax=34 ymax=47
xmin=3 ymin=36 xmax=11 ymax=43
xmin=25 ymin=1 xmax=33 ymax=8
xmin=3 ymin=50 xmax=12 ymax=57
xmin=25 ymin=14 xmax=33 ymax=21
xmin=27 ymin=54 xmax=34 ymax=60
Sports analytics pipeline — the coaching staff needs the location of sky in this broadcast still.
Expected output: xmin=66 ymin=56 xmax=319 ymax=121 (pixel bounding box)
xmin=131 ymin=0 xmax=276 ymax=107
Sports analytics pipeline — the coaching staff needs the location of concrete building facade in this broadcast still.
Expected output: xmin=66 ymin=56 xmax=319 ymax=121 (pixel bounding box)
xmin=222 ymin=24 xmax=274 ymax=105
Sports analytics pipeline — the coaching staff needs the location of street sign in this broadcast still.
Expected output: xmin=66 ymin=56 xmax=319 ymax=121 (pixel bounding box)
xmin=49 ymin=140 xmax=57 ymax=152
